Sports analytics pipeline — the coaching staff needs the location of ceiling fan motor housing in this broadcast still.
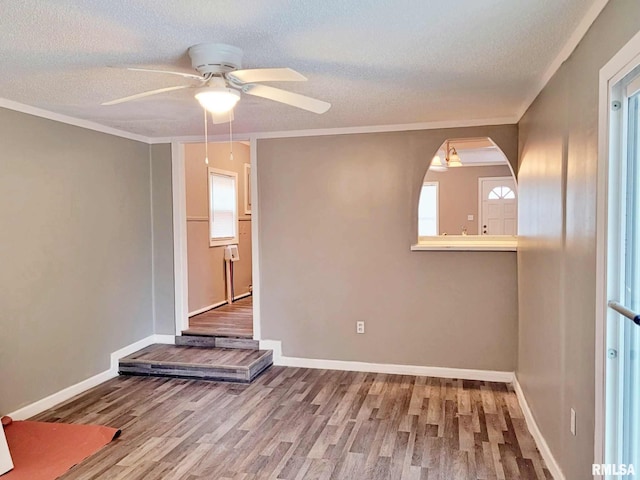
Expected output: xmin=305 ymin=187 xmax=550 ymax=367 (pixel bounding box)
xmin=188 ymin=43 xmax=243 ymax=75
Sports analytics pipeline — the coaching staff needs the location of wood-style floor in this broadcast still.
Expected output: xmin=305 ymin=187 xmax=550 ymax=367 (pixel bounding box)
xmin=32 ymin=367 xmax=551 ymax=480
xmin=185 ymin=296 xmax=253 ymax=338
xmin=119 ymin=344 xmax=273 ymax=383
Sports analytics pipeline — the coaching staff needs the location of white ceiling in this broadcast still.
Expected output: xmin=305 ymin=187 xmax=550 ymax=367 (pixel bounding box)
xmin=0 ymin=0 xmax=598 ymax=138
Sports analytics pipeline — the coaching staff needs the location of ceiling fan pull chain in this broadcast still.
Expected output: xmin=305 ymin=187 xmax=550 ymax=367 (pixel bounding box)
xmin=204 ymin=107 xmax=209 ymax=165
xmin=229 ymin=113 xmax=234 ymax=162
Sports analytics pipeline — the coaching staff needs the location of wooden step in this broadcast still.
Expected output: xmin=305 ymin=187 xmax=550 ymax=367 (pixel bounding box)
xmin=182 ymin=327 xmax=253 ymax=339
xmin=118 ymin=344 xmax=272 ymax=383
xmin=175 ymin=335 xmax=259 ymax=350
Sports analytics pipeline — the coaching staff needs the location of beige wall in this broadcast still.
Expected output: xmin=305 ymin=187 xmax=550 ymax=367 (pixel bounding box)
xmin=151 ymin=144 xmax=176 ymax=335
xmin=517 ymin=1 xmax=640 ymax=478
xmin=425 ymin=164 xmax=513 ymax=235
xmin=185 ymin=142 xmax=252 ymax=313
xmin=258 ymin=124 xmax=518 ymax=370
xmin=0 ymin=108 xmax=156 ymax=415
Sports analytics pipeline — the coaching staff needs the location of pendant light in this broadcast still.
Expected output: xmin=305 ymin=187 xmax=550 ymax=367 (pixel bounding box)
xmin=429 ymin=140 xmax=463 ymax=171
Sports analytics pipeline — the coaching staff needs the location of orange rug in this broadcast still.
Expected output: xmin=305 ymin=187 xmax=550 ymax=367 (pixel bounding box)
xmin=0 ymin=416 xmax=120 ymax=480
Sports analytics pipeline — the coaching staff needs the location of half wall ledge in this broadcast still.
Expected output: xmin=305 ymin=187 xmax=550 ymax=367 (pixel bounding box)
xmin=411 ymin=235 xmax=517 ymax=252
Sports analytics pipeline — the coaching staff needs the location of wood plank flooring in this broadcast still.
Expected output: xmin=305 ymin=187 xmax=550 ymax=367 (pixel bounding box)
xmin=32 ymin=368 xmax=552 ymax=479
xmin=119 ymin=344 xmax=272 ymax=383
xmin=186 ymin=297 xmax=253 ymax=338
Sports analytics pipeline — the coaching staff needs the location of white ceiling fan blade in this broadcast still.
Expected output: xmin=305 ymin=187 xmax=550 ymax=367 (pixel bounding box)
xmin=125 ymin=67 xmax=202 ymax=80
xmin=101 ymin=85 xmax=190 ymax=106
xmin=228 ymin=68 xmax=307 ymax=84
xmin=210 ymin=110 xmax=234 ymax=124
xmin=242 ymin=84 xmax=330 ymax=114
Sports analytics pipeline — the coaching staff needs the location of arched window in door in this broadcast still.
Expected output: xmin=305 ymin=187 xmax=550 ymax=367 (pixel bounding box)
xmin=488 ymin=186 xmax=516 ymax=200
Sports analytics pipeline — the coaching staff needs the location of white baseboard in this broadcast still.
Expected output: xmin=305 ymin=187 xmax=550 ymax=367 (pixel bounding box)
xmin=7 ymin=368 xmax=115 ymax=421
xmin=7 ymin=334 xmax=173 ymax=421
xmin=513 ymin=376 xmax=565 ymax=480
xmin=153 ymin=334 xmax=176 ymax=345
xmin=259 ymin=340 xmax=283 ymax=360
xmin=188 ymin=300 xmax=226 ymax=317
xmin=259 ymin=340 xmax=514 ymax=383
xmin=188 ymin=295 xmax=251 ymax=318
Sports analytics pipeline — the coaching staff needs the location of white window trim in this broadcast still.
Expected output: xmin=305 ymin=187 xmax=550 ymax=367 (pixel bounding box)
xmin=595 ymin=29 xmax=640 ymax=476
xmin=244 ymin=163 xmax=252 ymax=215
xmin=208 ymin=167 xmax=239 ymax=247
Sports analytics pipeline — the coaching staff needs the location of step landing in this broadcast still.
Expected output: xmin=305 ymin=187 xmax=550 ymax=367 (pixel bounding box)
xmin=175 ymin=335 xmax=259 ymax=350
xmin=118 ymin=344 xmax=272 ymax=383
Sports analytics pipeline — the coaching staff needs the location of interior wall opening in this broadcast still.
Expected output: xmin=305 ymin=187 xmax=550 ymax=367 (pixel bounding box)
xmin=182 ymin=140 xmax=254 ymax=339
xmin=419 ymin=137 xmax=517 ymax=238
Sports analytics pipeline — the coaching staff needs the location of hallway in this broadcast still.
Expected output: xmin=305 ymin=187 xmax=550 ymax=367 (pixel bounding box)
xmin=184 ymin=296 xmax=253 ymax=338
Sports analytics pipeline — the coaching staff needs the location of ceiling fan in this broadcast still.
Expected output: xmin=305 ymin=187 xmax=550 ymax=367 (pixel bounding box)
xmin=102 ymin=43 xmax=331 ymax=122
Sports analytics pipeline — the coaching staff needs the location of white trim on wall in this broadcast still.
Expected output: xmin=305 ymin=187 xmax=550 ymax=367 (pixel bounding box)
xmin=260 ymin=340 xmax=514 ymax=382
xmin=513 ymin=377 xmax=566 ymax=480
xmin=208 ymin=167 xmax=240 ymax=247
xmin=149 ymin=148 xmax=157 ymax=334
xmin=0 ymin=97 xmax=151 ymax=143
xmin=234 ymin=291 xmax=252 ymax=301
xmin=0 ymin=3 xmax=606 ymax=147
xmin=187 ymin=295 xmax=251 ymax=318
xmin=5 ymin=334 xmax=174 ymax=421
xmin=250 ymin=136 xmax=261 ymax=340
xmin=594 ymin=28 xmax=640 ymax=475
xmin=515 ymin=0 xmax=610 ymax=120
xmin=154 ymin=117 xmax=517 ymax=144
xmin=188 ymin=300 xmax=227 ymax=318
xmin=244 ymin=163 xmax=252 ymax=215
xmin=171 ymin=142 xmax=189 ymax=335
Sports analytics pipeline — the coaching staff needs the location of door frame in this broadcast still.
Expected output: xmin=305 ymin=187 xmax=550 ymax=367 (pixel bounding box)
xmin=477 ymin=176 xmax=517 ymax=235
xmin=594 ymin=30 xmax=640 ymax=473
xmin=171 ymin=137 xmax=261 ymax=339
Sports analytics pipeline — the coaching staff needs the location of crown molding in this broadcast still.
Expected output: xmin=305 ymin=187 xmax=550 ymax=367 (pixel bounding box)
xmin=0 ymin=97 xmax=152 ymax=144
xmin=0 ymin=97 xmax=516 ymax=145
xmin=515 ymin=0 xmax=610 ymax=120
xmin=152 ymin=116 xmax=519 ymax=144
xmin=0 ymin=0 xmax=608 ymax=145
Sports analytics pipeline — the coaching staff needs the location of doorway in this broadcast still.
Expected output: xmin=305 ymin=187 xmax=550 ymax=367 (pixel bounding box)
xmin=173 ymin=140 xmax=256 ymax=339
xmin=478 ymin=176 xmax=517 ymax=235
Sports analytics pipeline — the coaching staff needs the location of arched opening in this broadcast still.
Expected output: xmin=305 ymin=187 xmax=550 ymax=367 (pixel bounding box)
xmin=415 ymin=137 xmax=518 ymax=250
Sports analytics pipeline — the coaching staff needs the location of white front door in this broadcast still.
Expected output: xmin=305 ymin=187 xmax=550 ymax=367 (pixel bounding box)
xmin=0 ymin=425 xmax=13 ymax=475
xmin=479 ymin=177 xmax=517 ymax=235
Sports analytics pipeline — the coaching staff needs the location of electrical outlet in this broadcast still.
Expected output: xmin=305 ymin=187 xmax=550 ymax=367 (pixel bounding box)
xmin=356 ymin=321 xmax=365 ymax=334
xmin=467 ymin=214 xmax=474 ymax=221
xmin=570 ymin=408 xmax=576 ymax=435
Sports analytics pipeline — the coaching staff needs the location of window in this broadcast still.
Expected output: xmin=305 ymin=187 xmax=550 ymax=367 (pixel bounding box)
xmin=209 ymin=168 xmax=238 ymax=247
xmin=418 ymin=182 xmax=438 ymax=236
xmin=488 ymin=186 xmax=515 ymax=199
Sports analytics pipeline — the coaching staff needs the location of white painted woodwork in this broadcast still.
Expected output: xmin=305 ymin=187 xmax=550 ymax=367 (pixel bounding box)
xmin=479 ymin=177 xmax=517 ymax=235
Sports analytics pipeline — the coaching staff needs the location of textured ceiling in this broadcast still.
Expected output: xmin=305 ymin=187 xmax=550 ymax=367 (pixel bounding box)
xmin=0 ymin=0 xmax=597 ymax=138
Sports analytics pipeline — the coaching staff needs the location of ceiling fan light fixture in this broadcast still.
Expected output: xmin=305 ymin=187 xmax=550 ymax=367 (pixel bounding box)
xmin=195 ymin=87 xmax=240 ymax=114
